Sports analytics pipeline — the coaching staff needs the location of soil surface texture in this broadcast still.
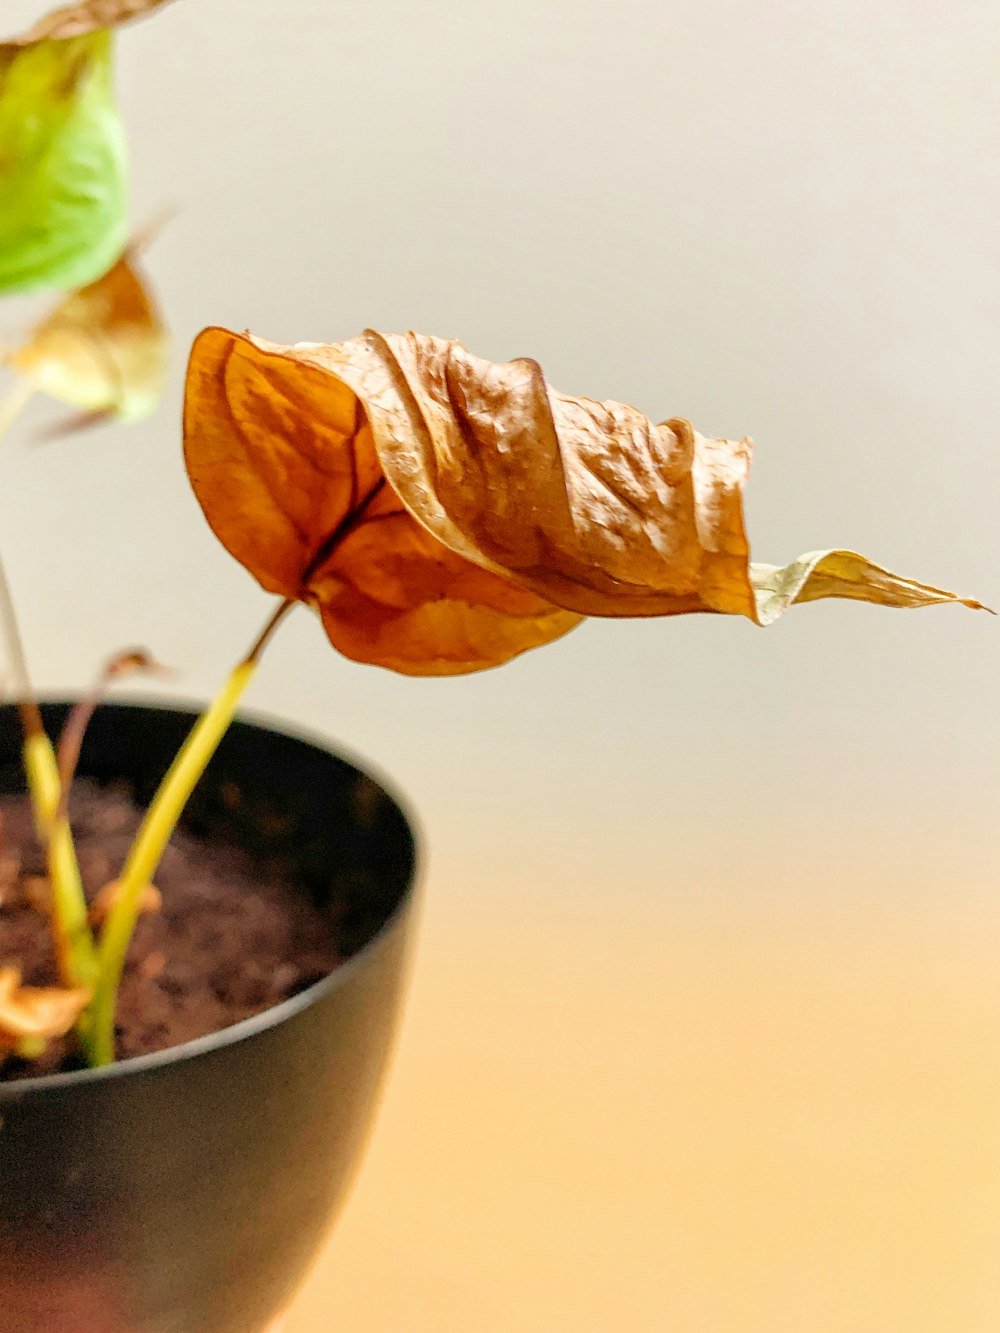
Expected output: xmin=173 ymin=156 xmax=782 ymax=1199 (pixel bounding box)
xmin=0 ymin=780 xmax=342 ymax=1080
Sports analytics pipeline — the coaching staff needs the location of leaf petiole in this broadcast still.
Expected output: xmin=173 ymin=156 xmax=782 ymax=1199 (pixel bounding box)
xmin=87 ymin=658 xmax=256 ymax=1065
xmin=87 ymin=597 xmax=295 ymax=1066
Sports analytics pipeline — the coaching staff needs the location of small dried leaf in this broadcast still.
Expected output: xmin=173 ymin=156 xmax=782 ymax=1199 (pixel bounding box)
xmin=138 ymin=948 xmax=165 ymax=979
xmin=183 ymin=328 xmax=987 ymax=676
xmin=89 ymin=877 xmax=160 ymax=927
xmin=12 ymin=0 xmax=175 ymax=44
xmin=0 ymin=32 xmax=127 ymax=294
xmin=8 ymin=249 xmax=168 ymax=424
xmin=0 ymin=967 xmax=91 ymax=1046
xmin=747 ymin=551 xmax=990 ymax=623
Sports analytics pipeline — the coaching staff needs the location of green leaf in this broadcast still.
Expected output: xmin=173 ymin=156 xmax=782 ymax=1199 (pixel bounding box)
xmin=0 ymin=31 xmax=128 ymax=295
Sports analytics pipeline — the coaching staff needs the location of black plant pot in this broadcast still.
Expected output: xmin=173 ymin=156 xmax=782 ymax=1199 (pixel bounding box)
xmin=0 ymin=701 xmax=419 ymax=1333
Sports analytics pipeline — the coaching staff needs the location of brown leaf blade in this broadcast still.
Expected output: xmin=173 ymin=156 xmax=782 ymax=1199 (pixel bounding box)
xmin=326 ymin=333 xmax=762 ymax=619
xmin=8 ymin=247 xmax=168 ymax=426
xmin=11 ymin=0 xmax=175 ymax=44
xmin=183 ymin=326 xmax=987 ymax=675
xmin=183 ymin=329 xmax=582 ymax=675
xmin=0 ymin=967 xmax=90 ymax=1047
xmin=332 ymin=332 xmax=988 ymax=623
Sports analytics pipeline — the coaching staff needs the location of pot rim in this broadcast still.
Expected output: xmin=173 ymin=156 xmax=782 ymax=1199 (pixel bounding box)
xmin=0 ymin=695 xmax=422 ymax=1100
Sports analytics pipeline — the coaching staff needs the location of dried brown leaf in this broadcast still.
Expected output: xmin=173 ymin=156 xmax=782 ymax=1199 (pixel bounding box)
xmin=183 ymin=328 xmax=987 ymax=676
xmin=184 ymin=329 xmax=582 ymax=675
xmin=8 ymin=247 xmax=167 ymax=427
xmin=89 ymin=877 xmax=160 ymax=927
xmin=10 ymin=0 xmax=175 ymax=44
xmin=0 ymin=967 xmax=90 ymax=1046
xmin=328 ymin=333 xmax=988 ymax=622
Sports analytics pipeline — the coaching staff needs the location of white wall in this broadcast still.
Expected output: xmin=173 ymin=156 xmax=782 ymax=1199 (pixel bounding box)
xmin=3 ymin=4 xmax=999 ymax=1329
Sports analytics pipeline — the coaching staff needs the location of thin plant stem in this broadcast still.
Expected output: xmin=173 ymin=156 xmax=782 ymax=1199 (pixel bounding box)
xmin=87 ymin=599 xmax=297 ymax=1066
xmin=0 ymin=545 xmax=43 ymax=738
xmin=0 ymin=548 xmax=96 ymax=992
xmin=245 ymin=596 xmax=295 ymax=664
xmin=0 ymin=381 xmax=35 ymax=444
xmin=23 ymin=734 xmax=99 ymax=991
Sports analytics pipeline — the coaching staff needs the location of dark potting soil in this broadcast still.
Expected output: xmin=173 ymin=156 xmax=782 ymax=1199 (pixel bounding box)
xmin=0 ymin=780 xmax=344 ymax=1081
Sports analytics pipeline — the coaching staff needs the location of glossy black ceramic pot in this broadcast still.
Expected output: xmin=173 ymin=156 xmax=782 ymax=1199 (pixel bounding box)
xmin=0 ymin=701 xmax=419 ymax=1333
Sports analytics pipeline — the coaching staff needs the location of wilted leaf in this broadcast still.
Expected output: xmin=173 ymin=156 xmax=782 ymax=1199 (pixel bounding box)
xmin=89 ymin=877 xmax=160 ymax=927
xmin=0 ymin=966 xmax=90 ymax=1047
xmin=184 ymin=328 xmax=987 ymax=676
xmin=7 ymin=249 xmax=168 ymax=425
xmin=0 ymin=31 xmax=128 ymax=294
xmin=13 ymin=0 xmax=175 ymax=44
xmin=747 ymin=551 xmax=987 ymax=624
xmin=184 ymin=329 xmax=582 ymax=675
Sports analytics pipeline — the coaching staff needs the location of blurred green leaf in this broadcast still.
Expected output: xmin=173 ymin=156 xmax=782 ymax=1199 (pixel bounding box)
xmin=0 ymin=31 xmax=128 ymax=295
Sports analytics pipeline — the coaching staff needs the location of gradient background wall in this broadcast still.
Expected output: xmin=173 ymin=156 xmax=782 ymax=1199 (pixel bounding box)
xmin=3 ymin=0 xmax=999 ymax=1328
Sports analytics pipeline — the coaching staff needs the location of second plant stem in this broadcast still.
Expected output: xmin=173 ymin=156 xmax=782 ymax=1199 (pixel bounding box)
xmin=87 ymin=598 xmax=295 ymax=1067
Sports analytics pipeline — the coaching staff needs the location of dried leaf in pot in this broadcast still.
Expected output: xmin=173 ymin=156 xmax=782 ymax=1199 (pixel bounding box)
xmin=0 ymin=967 xmax=91 ymax=1049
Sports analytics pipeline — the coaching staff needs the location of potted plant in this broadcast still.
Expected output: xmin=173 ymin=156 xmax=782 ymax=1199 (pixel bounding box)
xmin=1 ymin=6 xmax=420 ymax=1329
xmin=0 ymin=2 xmax=989 ymax=1331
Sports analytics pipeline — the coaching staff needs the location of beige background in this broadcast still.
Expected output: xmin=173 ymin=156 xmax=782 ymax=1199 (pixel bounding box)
xmin=3 ymin=0 xmax=1000 ymax=1328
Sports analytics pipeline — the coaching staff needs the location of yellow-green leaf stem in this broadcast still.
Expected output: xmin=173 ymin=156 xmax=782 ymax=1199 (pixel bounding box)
xmin=0 ymin=545 xmax=95 ymax=995
xmin=89 ymin=658 xmax=257 ymax=1066
xmin=23 ymin=731 xmax=98 ymax=992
